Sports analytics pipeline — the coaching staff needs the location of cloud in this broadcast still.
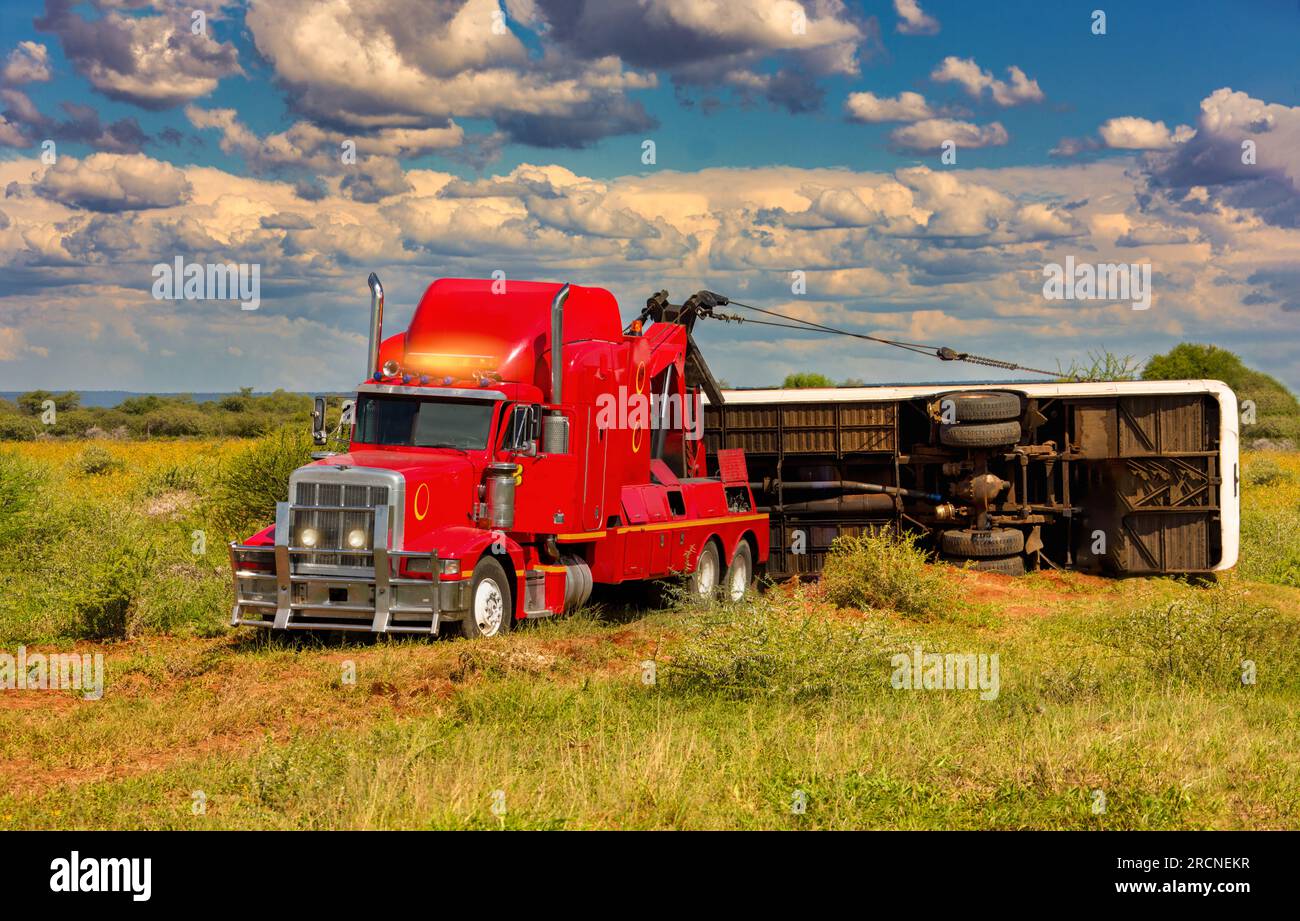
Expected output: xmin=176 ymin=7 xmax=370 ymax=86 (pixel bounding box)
xmin=2 ymin=42 xmax=52 ymax=84
xmin=246 ymin=0 xmax=659 ymax=148
xmin=35 ymin=0 xmax=242 ymax=109
xmin=845 ymin=90 xmax=935 ymax=123
xmin=1139 ymin=88 xmax=1300 ymax=228
xmin=0 ymin=90 xmax=152 ymax=153
xmin=1098 ymin=116 xmax=1195 ymax=150
xmin=31 ymin=153 xmax=193 ymax=211
xmin=889 ymin=118 xmax=1008 ymax=150
xmin=931 ymin=56 xmax=1043 ymax=107
xmin=894 ymin=0 xmax=939 ymax=36
xmin=185 ymin=105 xmax=471 ymax=201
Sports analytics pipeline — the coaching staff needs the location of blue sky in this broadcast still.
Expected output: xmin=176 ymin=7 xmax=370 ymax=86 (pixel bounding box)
xmin=2 ymin=1 xmax=1299 ymax=393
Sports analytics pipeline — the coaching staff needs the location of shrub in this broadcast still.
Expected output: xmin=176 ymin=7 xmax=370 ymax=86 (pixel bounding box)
xmin=209 ymin=426 xmax=314 ymax=536
xmin=0 ymin=452 xmax=45 ymax=546
xmin=50 ymin=503 xmax=157 ymax=639
xmin=75 ymin=445 xmax=125 ymax=476
xmin=1239 ymin=505 xmax=1300 ymax=588
xmin=820 ymin=529 xmax=959 ymax=619
xmin=781 ymin=372 xmax=836 ymax=389
xmin=1242 ymin=456 xmax=1292 ymax=488
xmin=664 ymin=591 xmax=897 ymax=700
xmin=1096 ymin=583 xmax=1292 ymax=688
xmin=0 ymin=416 xmax=37 ymax=441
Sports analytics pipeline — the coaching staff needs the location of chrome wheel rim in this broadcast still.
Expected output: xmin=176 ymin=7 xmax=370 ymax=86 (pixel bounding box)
xmin=696 ymin=553 xmax=717 ymax=596
xmin=727 ymin=557 xmax=749 ymax=601
xmin=474 ymin=578 xmax=504 ymax=636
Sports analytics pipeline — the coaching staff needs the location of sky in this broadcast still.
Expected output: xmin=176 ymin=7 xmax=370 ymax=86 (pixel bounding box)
xmin=1 ymin=0 xmax=1298 ymax=393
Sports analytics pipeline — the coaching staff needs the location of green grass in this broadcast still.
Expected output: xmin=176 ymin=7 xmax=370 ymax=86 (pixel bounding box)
xmin=1 ymin=441 xmax=1299 ymax=829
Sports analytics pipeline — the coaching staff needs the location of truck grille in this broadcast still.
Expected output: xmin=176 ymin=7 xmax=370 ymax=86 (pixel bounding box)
xmin=291 ymin=481 xmax=391 ymax=569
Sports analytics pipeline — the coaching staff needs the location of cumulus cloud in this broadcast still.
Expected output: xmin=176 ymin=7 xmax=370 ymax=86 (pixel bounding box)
xmin=845 ymin=90 xmax=935 ymax=123
xmin=185 ymin=105 xmax=471 ymax=201
xmin=1139 ymin=89 xmax=1300 ymax=228
xmin=889 ymin=118 xmax=1008 ymax=150
xmin=246 ymin=0 xmax=658 ymax=148
xmin=931 ymin=56 xmax=1043 ymax=106
xmin=3 ymin=42 xmax=52 ymax=84
xmin=32 ymin=153 xmax=193 ymax=211
xmin=894 ymin=0 xmax=939 ymax=36
xmin=35 ymin=0 xmax=243 ymax=110
xmin=1099 ymin=116 xmax=1195 ymax=150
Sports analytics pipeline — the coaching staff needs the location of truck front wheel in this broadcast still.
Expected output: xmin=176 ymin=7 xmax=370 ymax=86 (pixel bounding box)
xmin=461 ymin=557 xmax=513 ymax=639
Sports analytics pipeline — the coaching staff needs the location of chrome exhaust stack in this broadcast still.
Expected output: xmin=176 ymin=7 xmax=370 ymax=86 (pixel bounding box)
xmin=550 ymin=283 xmax=570 ymax=403
xmin=366 ymin=272 xmax=385 ymax=378
xmin=543 ymin=283 xmax=571 ymax=454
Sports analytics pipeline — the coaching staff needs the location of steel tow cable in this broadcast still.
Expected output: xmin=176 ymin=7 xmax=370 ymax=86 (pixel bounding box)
xmin=716 ymin=298 xmax=1072 ymax=380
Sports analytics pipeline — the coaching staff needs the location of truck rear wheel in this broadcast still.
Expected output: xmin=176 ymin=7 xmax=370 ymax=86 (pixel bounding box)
xmin=939 ymin=420 xmax=1023 ymax=448
xmin=940 ymin=390 xmax=1022 ymax=422
xmin=688 ymin=541 xmax=721 ymax=601
xmin=723 ymin=542 xmax=754 ymax=602
xmin=461 ymin=556 xmax=513 ymax=639
xmin=940 ymin=527 xmax=1025 ymax=558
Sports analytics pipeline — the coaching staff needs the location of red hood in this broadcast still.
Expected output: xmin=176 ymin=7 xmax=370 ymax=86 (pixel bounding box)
xmin=311 ymin=448 xmax=479 ymax=532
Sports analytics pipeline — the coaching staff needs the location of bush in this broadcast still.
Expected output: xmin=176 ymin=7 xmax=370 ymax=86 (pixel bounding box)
xmin=47 ymin=503 xmax=157 ymax=639
xmin=1242 ymin=456 xmax=1291 ymax=487
xmin=664 ymin=591 xmax=897 ymax=700
xmin=781 ymin=372 xmax=836 ymax=389
xmin=75 ymin=445 xmax=125 ymax=476
xmin=1097 ymin=583 xmax=1293 ymax=688
xmin=0 ymin=452 xmax=45 ymax=546
xmin=820 ymin=529 xmax=959 ymax=619
xmin=209 ymin=426 xmax=315 ymax=536
xmin=0 ymin=416 xmax=37 ymax=441
xmin=1239 ymin=505 xmax=1300 ymax=588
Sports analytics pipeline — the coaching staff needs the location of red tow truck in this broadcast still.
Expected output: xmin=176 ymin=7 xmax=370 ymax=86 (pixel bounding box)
xmin=229 ymin=277 xmax=768 ymax=637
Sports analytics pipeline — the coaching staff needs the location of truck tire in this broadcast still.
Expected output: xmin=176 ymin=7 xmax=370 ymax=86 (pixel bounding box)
xmin=940 ymin=527 xmax=1025 ymax=558
xmin=962 ymin=554 xmax=1026 ymax=576
xmin=688 ymin=541 xmax=721 ymax=601
xmin=939 ymin=420 xmax=1022 ymax=448
xmin=461 ymin=556 xmax=513 ymax=639
xmin=940 ymin=390 xmax=1022 ymax=422
xmin=723 ymin=542 xmax=754 ymax=602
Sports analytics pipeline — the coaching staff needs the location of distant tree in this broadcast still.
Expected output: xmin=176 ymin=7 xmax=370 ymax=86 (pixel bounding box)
xmin=118 ymin=395 xmax=165 ymax=415
xmin=1144 ymin=343 xmax=1299 ymax=443
xmin=1143 ymin=344 xmax=1246 ymax=386
xmin=782 ymin=372 xmax=836 ymax=389
xmin=17 ymin=390 xmax=79 ymax=415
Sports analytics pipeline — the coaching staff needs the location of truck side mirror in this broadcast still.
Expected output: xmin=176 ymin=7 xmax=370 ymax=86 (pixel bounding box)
xmin=311 ymin=396 xmax=327 ymax=445
xmin=507 ymin=405 xmax=539 ymax=456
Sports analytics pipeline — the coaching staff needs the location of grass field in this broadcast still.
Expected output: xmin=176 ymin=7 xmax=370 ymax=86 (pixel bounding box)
xmin=1 ymin=439 xmax=1298 ymax=829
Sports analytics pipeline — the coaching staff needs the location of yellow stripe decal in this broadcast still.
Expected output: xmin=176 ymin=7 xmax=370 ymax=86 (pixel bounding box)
xmin=551 ymin=513 xmax=764 ymax=543
xmin=556 ymin=530 xmax=608 ymax=542
xmin=616 ymin=513 xmax=766 ymax=535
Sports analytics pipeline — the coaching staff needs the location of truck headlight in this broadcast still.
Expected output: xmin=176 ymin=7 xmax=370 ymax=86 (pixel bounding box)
xmin=439 ymin=559 xmax=460 ymax=577
xmin=346 ymin=528 xmax=368 ymax=549
xmin=299 ymin=527 xmax=319 ymax=548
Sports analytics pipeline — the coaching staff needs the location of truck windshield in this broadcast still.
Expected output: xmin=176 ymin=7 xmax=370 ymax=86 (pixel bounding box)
xmin=354 ymin=395 xmax=494 ymax=449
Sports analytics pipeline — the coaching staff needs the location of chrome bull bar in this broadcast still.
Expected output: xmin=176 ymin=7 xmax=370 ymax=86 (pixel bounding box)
xmin=229 ymin=502 xmax=467 ymax=634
